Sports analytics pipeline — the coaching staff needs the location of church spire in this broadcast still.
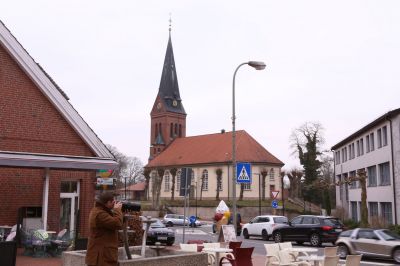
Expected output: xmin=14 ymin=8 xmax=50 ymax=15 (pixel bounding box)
xmin=157 ymin=22 xmax=186 ymax=115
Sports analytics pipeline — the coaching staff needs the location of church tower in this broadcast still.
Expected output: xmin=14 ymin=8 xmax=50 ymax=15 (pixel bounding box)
xmin=149 ymin=28 xmax=186 ymax=160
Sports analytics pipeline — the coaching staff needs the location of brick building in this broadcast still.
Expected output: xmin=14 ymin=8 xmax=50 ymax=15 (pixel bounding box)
xmin=0 ymin=20 xmax=117 ymax=237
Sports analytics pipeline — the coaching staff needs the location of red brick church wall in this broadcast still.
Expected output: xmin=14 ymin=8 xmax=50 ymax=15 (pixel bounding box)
xmin=0 ymin=43 xmax=96 ymax=236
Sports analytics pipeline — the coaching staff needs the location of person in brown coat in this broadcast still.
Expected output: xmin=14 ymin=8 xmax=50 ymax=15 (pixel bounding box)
xmin=85 ymin=192 xmax=123 ymax=266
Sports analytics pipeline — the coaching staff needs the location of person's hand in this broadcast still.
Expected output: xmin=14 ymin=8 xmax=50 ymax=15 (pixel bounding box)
xmin=114 ymin=201 xmax=122 ymax=210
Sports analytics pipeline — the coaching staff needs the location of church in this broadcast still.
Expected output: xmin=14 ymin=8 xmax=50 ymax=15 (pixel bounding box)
xmin=145 ymin=28 xmax=284 ymax=200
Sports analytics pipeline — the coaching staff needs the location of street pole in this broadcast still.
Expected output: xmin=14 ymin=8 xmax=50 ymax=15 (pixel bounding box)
xmin=282 ymin=175 xmax=285 ymax=216
xmin=231 ymin=61 xmax=265 ymax=235
xmin=195 ymin=181 xmax=198 ymax=218
xmin=258 ymin=174 xmax=261 ymax=216
xmin=124 ymin=176 xmax=127 ymax=200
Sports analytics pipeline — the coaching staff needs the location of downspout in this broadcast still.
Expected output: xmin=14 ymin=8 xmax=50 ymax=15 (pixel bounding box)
xmin=388 ymin=117 xmax=398 ymax=225
xmin=42 ymin=168 xmax=50 ymax=231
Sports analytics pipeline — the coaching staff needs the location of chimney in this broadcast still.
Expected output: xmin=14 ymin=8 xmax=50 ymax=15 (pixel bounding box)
xmin=221 ymin=129 xmax=225 ymax=134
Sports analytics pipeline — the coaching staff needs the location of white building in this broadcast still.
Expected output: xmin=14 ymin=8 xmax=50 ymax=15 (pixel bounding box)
xmin=332 ymin=108 xmax=400 ymax=225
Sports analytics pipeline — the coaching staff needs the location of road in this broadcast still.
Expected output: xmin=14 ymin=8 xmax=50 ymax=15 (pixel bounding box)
xmin=171 ymin=223 xmax=399 ymax=266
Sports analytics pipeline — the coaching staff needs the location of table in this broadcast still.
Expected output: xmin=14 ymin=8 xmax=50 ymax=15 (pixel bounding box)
xmin=297 ymin=255 xmax=325 ymax=266
xmin=202 ymin=247 xmax=233 ymax=266
xmin=287 ymin=247 xmax=318 ymax=257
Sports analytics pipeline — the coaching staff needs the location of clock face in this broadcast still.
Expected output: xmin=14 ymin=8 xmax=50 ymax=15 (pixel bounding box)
xmin=172 ymin=100 xmax=178 ymax=107
xmin=156 ymin=102 xmax=162 ymax=109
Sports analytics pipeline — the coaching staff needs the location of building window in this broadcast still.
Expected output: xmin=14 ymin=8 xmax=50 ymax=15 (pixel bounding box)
xmin=379 ymin=162 xmax=390 ymax=186
xmin=368 ymin=202 xmax=378 ymax=218
xmin=370 ymin=133 xmax=375 ymax=151
xmin=382 ymin=126 xmax=388 ymax=146
xmin=243 ymin=182 xmax=251 ymax=190
xmin=164 ymin=171 xmax=170 ymax=192
xmin=342 ymin=147 xmax=347 ymax=162
xmin=170 ymin=123 xmax=173 ymax=138
xmin=360 ymin=138 xmax=364 ymax=155
xmin=201 ymin=170 xmax=208 ymax=191
xmin=367 ymin=165 xmax=377 ymax=187
xmin=351 ymin=201 xmax=358 ymax=221
xmin=335 ymin=151 xmax=341 ymax=165
xmin=366 ymin=135 xmax=370 ymax=153
xmin=380 ymin=202 xmax=393 ymax=225
xmin=269 ymin=168 xmax=275 ymax=181
xmin=349 ymin=171 xmax=357 ymax=189
xmin=174 ymin=124 xmax=178 ymax=135
xmin=176 ymin=170 xmax=181 ymax=191
xmin=356 ymin=140 xmax=360 ymax=157
xmin=61 ymin=181 xmax=78 ymax=193
xmin=217 ymin=177 xmax=223 ymax=191
xmin=377 ymin=128 xmax=382 ymax=148
xmin=179 ymin=124 xmax=182 ymax=137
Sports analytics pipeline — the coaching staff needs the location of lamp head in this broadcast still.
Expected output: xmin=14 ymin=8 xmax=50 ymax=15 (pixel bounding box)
xmin=248 ymin=61 xmax=266 ymax=70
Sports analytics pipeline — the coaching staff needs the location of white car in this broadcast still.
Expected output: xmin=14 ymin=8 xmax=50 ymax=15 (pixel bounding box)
xmin=242 ymin=215 xmax=288 ymax=240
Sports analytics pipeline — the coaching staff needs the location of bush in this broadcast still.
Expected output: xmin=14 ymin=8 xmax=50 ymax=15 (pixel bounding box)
xmin=389 ymin=224 xmax=400 ymax=235
xmin=343 ymin=219 xmax=360 ymax=229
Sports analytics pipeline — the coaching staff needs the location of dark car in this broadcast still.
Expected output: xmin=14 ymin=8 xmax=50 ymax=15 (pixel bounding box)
xmin=272 ymin=215 xmax=344 ymax=247
xmin=145 ymin=219 xmax=175 ymax=246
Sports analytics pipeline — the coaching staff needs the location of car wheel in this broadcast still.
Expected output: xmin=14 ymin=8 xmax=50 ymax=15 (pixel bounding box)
xmin=262 ymin=230 xmax=269 ymax=241
xmin=393 ymin=248 xmax=400 ymax=263
xmin=167 ymin=221 xmax=173 ymax=227
xmin=274 ymin=231 xmax=283 ymax=243
xmin=296 ymin=241 xmax=304 ymax=245
xmin=337 ymin=244 xmax=349 ymax=259
xmin=243 ymin=229 xmax=249 ymax=239
xmin=309 ymin=233 xmax=321 ymax=247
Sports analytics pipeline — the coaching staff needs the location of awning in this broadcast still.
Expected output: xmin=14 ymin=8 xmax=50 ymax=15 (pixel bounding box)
xmin=0 ymin=151 xmax=117 ymax=170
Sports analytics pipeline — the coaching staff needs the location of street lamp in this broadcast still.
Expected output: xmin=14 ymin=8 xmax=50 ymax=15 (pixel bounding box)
xmin=282 ymin=174 xmax=290 ymax=216
xmin=232 ymin=61 xmax=266 ymax=234
xmin=301 ymin=176 xmax=306 ymax=213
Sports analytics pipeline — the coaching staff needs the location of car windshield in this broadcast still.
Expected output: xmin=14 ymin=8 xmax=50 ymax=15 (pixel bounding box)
xmin=273 ymin=217 xmax=288 ymax=224
xmin=377 ymin=230 xmax=400 ymax=241
xmin=323 ymin=218 xmax=342 ymax=227
xmin=150 ymin=220 xmax=166 ymax=228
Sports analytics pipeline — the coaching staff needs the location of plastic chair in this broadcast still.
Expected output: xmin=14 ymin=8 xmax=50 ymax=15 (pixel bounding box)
xmin=179 ymin=243 xmax=198 ymax=252
xmin=322 ymin=255 xmax=339 ymax=266
xmin=32 ymin=230 xmax=51 ymax=258
xmin=219 ymin=247 xmax=254 ymax=266
xmin=49 ymin=229 xmax=71 ymax=256
xmin=270 ymin=250 xmax=311 ymax=266
xmin=5 ymin=231 xmax=16 ymax=241
xmin=264 ymin=243 xmax=280 ymax=266
xmin=344 ymin=255 xmax=362 ymax=266
xmin=324 ymin=247 xmax=338 ymax=257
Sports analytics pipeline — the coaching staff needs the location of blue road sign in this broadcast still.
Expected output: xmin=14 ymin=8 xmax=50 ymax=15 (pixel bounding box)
xmin=189 ymin=215 xmax=197 ymax=224
xmin=272 ymin=200 xmax=278 ymax=209
xmin=236 ymin=162 xmax=251 ymax=183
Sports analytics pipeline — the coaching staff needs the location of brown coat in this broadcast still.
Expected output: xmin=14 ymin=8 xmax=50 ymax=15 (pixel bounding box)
xmin=85 ymin=202 xmax=123 ymax=266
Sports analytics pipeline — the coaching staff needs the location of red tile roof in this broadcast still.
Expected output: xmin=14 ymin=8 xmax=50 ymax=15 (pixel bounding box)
xmin=146 ymin=130 xmax=283 ymax=168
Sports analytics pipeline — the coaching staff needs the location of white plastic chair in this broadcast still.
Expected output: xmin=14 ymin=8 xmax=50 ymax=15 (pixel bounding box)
xmin=324 ymin=247 xmax=338 ymax=257
xmin=322 ymin=255 xmax=339 ymax=266
xmin=270 ymin=250 xmax=311 ymax=266
xmin=344 ymin=255 xmax=361 ymax=266
xmin=264 ymin=243 xmax=280 ymax=266
xmin=179 ymin=243 xmax=198 ymax=252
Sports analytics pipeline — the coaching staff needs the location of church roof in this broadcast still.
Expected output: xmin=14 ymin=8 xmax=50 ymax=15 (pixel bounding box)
xmin=157 ymin=32 xmax=186 ymax=115
xmin=146 ymin=130 xmax=284 ymax=168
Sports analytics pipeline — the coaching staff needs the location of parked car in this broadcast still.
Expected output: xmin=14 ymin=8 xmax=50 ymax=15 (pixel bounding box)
xmin=162 ymin=214 xmax=201 ymax=227
xmin=145 ymin=219 xmax=175 ymax=246
xmin=242 ymin=215 xmax=288 ymax=240
xmin=336 ymin=228 xmax=400 ymax=263
xmin=272 ymin=215 xmax=344 ymax=247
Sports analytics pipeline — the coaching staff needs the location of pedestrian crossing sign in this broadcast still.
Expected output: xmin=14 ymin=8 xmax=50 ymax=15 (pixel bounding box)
xmin=236 ymin=162 xmax=251 ymax=183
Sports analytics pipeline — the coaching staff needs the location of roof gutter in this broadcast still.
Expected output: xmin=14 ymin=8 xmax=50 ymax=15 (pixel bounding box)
xmin=387 ymin=116 xmax=398 ymax=225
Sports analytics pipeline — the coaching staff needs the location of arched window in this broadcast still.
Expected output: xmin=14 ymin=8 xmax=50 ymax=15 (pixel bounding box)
xmin=155 ymin=124 xmax=158 ymax=139
xmin=174 ymin=123 xmax=178 ymax=135
xmin=269 ymin=168 xmax=275 ymax=181
xmin=179 ymin=124 xmax=182 ymax=137
xmin=176 ymin=169 xmax=181 ymax=191
xmin=164 ymin=171 xmax=170 ymax=192
xmin=170 ymin=123 xmax=173 ymax=138
xmin=158 ymin=123 xmax=162 ymax=134
xmin=201 ymin=170 xmax=208 ymax=191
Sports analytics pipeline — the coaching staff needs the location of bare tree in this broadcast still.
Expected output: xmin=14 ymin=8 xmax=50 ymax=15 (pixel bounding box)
xmin=261 ymin=169 xmax=268 ymax=200
xmin=169 ymin=168 xmax=178 ymax=200
xmin=216 ymin=168 xmax=223 ymax=200
xmin=286 ymin=168 xmax=304 ymax=198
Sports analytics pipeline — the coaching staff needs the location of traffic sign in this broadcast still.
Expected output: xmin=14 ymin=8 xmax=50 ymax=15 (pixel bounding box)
xmin=271 ymin=190 xmax=280 ymax=199
xmin=272 ymin=200 xmax=278 ymax=209
xmin=236 ymin=162 xmax=251 ymax=183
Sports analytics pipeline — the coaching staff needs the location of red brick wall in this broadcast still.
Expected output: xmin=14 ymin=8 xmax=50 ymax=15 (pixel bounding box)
xmin=0 ymin=43 xmax=98 ymax=237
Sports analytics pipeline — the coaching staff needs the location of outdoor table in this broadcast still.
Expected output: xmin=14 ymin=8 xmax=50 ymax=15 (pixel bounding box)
xmin=287 ymin=247 xmax=318 ymax=256
xmin=202 ymin=247 xmax=233 ymax=266
xmin=297 ymin=255 xmax=325 ymax=266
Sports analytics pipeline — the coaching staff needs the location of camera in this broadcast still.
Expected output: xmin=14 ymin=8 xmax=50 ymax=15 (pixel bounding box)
xmin=120 ymin=201 xmax=141 ymax=213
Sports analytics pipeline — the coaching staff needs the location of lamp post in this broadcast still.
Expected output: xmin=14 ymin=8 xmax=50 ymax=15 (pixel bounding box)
xmin=301 ymin=176 xmax=306 ymax=213
xmin=282 ymin=174 xmax=290 ymax=216
xmin=232 ymin=61 xmax=266 ymax=234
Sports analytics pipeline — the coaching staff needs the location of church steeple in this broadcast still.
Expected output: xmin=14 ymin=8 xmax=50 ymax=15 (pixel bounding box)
xmin=149 ymin=26 xmax=187 ymax=161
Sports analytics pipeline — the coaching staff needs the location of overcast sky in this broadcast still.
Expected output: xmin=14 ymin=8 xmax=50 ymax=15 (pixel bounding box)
xmin=2 ymin=1 xmax=400 ymax=170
